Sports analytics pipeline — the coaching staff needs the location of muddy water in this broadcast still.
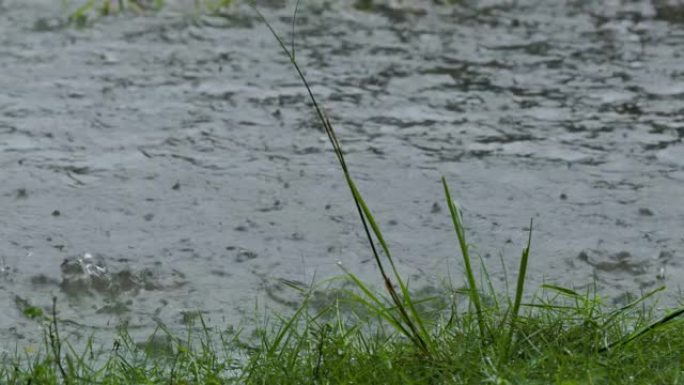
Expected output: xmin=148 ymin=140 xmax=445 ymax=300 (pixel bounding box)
xmin=1 ymin=0 xmax=683 ymax=348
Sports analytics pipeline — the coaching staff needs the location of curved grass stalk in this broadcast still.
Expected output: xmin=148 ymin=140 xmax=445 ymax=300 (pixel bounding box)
xmin=252 ymin=2 xmax=433 ymax=355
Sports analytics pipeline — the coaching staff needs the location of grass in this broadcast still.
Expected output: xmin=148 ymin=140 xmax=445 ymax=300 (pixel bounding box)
xmin=3 ymin=2 xmax=684 ymax=384
xmin=60 ymin=0 xmax=479 ymax=27
xmin=3 ymin=282 xmax=684 ymax=384
xmin=61 ymin=0 xmax=235 ymax=26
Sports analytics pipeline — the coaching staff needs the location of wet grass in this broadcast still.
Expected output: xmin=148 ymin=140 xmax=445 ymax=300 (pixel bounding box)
xmin=60 ymin=0 xmax=481 ymax=27
xmin=62 ymin=0 xmax=234 ymax=26
xmin=4 ymin=2 xmax=684 ymax=384
xmin=3 ymin=278 xmax=684 ymax=384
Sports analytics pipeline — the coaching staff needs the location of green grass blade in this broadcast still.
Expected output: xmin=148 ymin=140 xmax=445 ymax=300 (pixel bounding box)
xmin=603 ymin=306 xmax=684 ymax=351
xmin=265 ymin=296 xmax=308 ymax=358
xmin=253 ymin=3 xmax=432 ymax=355
xmin=511 ymin=219 xmax=533 ymax=324
xmin=442 ymin=177 xmax=485 ymax=338
xmin=602 ymin=286 xmax=665 ymax=328
xmin=347 ymin=178 xmax=433 ymax=351
xmin=339 ymin=264 xmax=428 ymax=352
xmin=541 ymin=284 xmax=581 ymax=298
xmin=502 ymin=219 xmax=533 ymax=361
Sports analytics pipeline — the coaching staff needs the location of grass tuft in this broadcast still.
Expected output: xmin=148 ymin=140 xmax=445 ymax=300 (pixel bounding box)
xmin=62 ymin=0 xmax=234 ymax=26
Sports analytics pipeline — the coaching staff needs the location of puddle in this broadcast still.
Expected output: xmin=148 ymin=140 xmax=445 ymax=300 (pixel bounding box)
xmin=1 ymin=0 xmax=683 ymax=348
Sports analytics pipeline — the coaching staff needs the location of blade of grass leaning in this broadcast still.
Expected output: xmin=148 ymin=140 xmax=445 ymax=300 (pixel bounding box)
xmin=442 ymin=177 xmax=485 ymax=338
xmin=602 ymin=304 xmax=684 ymax=352
xmin=252 ymin=3 xmax=432 ymax=355
xmin=541 ymin=284 xmax=582 ymax=298
xmin=502 ymin=219 xmax=533 ymax=360
xmin=266 ymin=297 xmax=308 ymax=359
xmin=601 ymin=286 xmax=665 ymax=329
xmin=339 ymin=266 xmax=423 ymax=348
xmin=346 ymin=175 xmax=432 ymax=349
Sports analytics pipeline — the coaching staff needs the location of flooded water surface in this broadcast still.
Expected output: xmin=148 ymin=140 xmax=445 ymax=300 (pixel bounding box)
xmin=1 ymin=0 xmax=683 ymax=348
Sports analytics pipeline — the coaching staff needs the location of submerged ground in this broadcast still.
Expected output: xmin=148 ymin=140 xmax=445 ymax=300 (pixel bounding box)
xmin=1 ymin=0 xmax=683 ymax=349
